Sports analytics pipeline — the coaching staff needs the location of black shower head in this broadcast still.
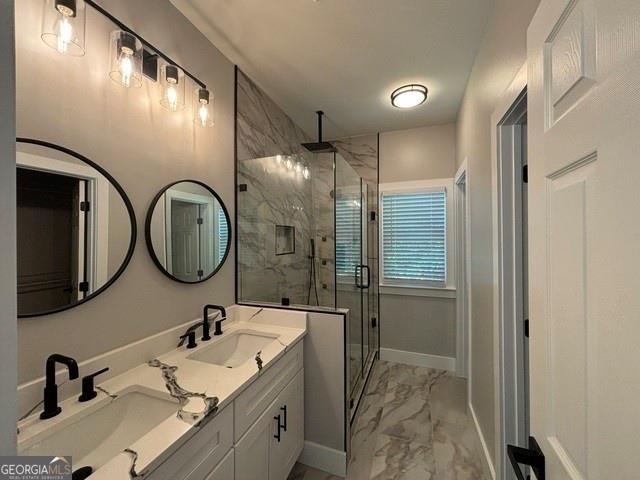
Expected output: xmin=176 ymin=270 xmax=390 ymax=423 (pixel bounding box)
xmin=302 ymin=111 xmax=337 ymax=153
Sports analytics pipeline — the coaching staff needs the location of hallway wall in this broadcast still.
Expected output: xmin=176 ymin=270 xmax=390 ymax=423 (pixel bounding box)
xmin=0 ymin=0 xmax=17 ymax=456
xmin=379 ymin=124 xmax=457 ymax=360
xmin=455 ymin=0 xmax=541 ymax=471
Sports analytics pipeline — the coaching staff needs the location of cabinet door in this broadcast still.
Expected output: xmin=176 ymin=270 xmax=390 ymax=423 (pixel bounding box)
xmin=203 ymin=449 xmax=234 ymax=480
xmin=269 ymin=370 xmax=304 ymax=480
xmin=235 ymin=405 xmax=272 ymax=480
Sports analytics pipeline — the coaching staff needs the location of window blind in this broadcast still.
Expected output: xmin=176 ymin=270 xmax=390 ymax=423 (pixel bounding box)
xmin=217 ymin=207 xmax=229 ymax=263
xmin=382 ymin=190 xmax=446 ymax=284
xmin=335 ymin=195 xmax=361 ymax=277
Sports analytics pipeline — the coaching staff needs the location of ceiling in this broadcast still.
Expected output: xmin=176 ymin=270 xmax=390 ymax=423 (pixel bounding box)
xmin=170 ymin=0 xmax=493 ymax=139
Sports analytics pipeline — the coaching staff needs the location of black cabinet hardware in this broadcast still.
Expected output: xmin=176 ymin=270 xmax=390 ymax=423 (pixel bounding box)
xmin=280 ymin=406 xmax=288 ymax=432
xmin=507 ymin=436 xmax=545 ymax=480
xmin=273 ymin=414 xmax=282 ymax=442
xmin=78 ymin=367 xmax=109 ymax=402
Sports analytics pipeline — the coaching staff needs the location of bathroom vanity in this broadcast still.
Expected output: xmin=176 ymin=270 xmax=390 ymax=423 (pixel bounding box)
xmin=17 ymin=306 xmax=307 ymax=480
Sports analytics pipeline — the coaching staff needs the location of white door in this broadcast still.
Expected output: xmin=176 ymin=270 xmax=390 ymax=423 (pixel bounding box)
xmin=527 ymin=0 xmax=640 ymax=478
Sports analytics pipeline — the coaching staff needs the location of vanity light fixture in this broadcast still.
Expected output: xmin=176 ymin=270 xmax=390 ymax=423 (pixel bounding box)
xmin=109 ymin=31 xmax=143 ymax=88
xmin=41 ymin=0 xmax=86 ymax=56
xmin=160 ymin=64 xmax=185 ymax=111
xmin=390 ymin=84 xmax=428 ymax=109
xmin=194 ymin=88 xmax=214 ymax=127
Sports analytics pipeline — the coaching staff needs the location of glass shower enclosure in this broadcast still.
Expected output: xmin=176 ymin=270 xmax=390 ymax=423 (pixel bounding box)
xmin=237 ymin=148 xmax=379 ymax=418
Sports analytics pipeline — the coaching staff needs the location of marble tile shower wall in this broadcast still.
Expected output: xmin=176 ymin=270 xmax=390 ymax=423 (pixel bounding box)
xmin=236 ymin=69 xmax=380 ymax=311
xmin=237 ymin=156 xmax=314 ymax=304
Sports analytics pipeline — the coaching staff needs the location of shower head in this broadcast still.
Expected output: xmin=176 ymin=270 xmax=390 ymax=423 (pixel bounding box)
xmin=302 ymin=111 xmax=337 ymax=153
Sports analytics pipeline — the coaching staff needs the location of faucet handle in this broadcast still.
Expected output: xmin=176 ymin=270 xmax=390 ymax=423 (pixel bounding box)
xmin=78 ymin=367 xmax=109 ymax=403
xmin=179 ymin=331 xmax=198 ymax=349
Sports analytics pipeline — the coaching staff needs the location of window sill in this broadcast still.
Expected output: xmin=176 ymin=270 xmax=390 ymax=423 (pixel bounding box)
xmin=380 ymin=284 xmax=456 ymax=299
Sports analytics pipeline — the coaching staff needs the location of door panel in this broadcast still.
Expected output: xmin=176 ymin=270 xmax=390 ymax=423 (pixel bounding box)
xmin=528 ymin=0 xmax=640 ymax=477
xmin=171 ymin=200 xmax=201 ymax=282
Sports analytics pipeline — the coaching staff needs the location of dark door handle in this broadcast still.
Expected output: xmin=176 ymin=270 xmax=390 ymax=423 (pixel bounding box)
xmin=507 ymin=437 xmax=545 ymax=480
xmin=280 ymin=405 xmax=287 ymax=432
xmin=273 ymin=414 xmax=281 ymax=442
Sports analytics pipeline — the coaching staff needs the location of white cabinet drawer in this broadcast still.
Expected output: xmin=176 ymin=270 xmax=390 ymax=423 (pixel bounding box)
xmin=203 ymin=449 xmax=234 ymax=480
xmin=147 ymin=404 xmax=234 ymax=480
xmin=234 ymin=341 xmax=303 ymax=442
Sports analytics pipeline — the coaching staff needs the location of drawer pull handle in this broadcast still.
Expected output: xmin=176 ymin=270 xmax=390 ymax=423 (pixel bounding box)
xmin=274 ymin=414 xmax=282 ymax=442
xmin=280 ymin=406 xmax=287 ymax=432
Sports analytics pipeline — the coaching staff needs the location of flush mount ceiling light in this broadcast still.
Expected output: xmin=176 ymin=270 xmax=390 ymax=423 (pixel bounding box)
xmin=391 ymin=84 xmax=428 ymax=109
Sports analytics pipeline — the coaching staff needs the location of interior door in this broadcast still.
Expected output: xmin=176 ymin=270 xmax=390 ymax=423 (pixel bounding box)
xmin=170 ymin=200 xmax=202 ymax=281
xmin=527 ymin=0 xmax=640 ymax=478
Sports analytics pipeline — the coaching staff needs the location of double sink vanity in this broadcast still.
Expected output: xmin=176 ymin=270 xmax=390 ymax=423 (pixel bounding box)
xmin=18 ymin=306 xmax=307 ymax=480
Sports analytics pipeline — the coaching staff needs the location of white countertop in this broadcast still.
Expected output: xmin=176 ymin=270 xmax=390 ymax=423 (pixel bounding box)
xmin=17 ymin=312 xmax=307 ymax=479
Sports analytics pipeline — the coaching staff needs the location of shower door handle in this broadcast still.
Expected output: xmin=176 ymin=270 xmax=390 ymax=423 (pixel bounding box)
xmin=354 ymin=265 xmax=362 ymax=288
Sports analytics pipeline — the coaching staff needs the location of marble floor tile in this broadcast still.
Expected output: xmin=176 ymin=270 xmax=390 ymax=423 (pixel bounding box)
xmin=432 ymin=419 xmax=487 ymax=480
xmin=379 ymin=383 xmax=432 ymax=445
xmin=429 ymin=375 xmax=469 ymax=426
xmin=370 ymin=434 xmax=436 ymax=480
xmin=289 ymin=361 xmax=486 ymax=480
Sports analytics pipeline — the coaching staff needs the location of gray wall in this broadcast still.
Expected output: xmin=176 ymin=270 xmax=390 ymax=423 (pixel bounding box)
xmin=16 ymin=0 xmax=235 ymax=384
xmin=0 ymin=0 xmax=17 ymax=455
xmin=455 ymin=0 xmax=540 ymax=466
xmin=379 ymin=123 xmax=457 ymax=358
xmin=380 ymin=124 xmax=456 ymax=182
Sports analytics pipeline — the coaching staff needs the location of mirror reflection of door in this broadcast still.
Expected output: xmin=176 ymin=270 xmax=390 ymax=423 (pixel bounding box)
xmin=169 ymin=200 xmax=203 ymax=282
xmin=17 ymin=168 xmax=88 ymax=314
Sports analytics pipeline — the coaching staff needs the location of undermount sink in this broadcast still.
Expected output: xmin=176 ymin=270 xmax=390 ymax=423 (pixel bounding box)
xmin=188 ymin=330 xmax=279 ymax=368
xmin=20 ymin=387 xmax=178 ymax=471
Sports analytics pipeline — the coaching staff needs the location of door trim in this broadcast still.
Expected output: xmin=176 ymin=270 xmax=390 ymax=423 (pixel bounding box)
xmin=491 ymin=62 xmax=528 ymax=480
xmin=454 ymin=159 xmax=471 ymax=379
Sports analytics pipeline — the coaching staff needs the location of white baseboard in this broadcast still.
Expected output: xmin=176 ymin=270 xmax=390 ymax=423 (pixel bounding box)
xmin=380 ymin=348 xmax=456 ymax=372
xmin=469 ymin=402 xmax=497 ymax=480
xmin=299 ymin=441 xmax=347 ymax=478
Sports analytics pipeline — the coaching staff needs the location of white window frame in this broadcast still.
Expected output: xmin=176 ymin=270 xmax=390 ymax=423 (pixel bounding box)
xmin=379 ymin=178 xmax=455 ymax=296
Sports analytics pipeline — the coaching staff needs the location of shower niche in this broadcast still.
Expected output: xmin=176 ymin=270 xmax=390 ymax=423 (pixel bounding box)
xmin=275 ymin=225 xmax=295 ymax=255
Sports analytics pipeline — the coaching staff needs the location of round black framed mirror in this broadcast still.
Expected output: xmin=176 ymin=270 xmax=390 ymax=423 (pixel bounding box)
xmin=16 ymin=138 xmax=137 ymax=318
xmin=145 ymin=180 xmax=231 ymax=283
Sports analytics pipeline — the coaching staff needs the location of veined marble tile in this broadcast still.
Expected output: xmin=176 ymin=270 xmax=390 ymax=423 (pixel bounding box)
xmin=432 ymin=419 xmax=487 ymax=480
xmin=430 ymin=375 xmax=469 ymax=427
xmin=370 ymin=434 xmax=436 ymax=480
xmin=379 ymin=382 xmax=432 ymax=445
xmin=387 ymin=363 xmax=449 ymax=391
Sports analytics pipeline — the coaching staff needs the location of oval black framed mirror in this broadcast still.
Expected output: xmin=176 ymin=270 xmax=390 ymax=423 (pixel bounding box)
xmin=17 ymin=138 xmax=137 ymax=318
xmin=145 ymin=180 xmax=231 ymax=284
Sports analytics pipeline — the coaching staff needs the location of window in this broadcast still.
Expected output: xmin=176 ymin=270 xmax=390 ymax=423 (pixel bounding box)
xmin=217 ymin=206 xmax=229 ymax=263
xmin=381 ymin=180 xmax=452 ymax=289
xmin=335 ymin=194 xmax=362 ymax=277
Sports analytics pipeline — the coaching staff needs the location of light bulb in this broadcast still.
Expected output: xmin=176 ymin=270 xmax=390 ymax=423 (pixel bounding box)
xmin=276 ymin=155 xmax=283 ymax=164
xmin=303 ymin=167 xmax=310 ymax=180
xmin=197 ymin=103 xmax=209 ymax=126
xmin=56 ymin=16 xmax=73 ymax=54
xmin=285 ymin=158 xmax=293 ymax=170
xmin=167 ymin=85 xmax=178 ymax=111
xmin=295 ymin=162 xmax=302 ymax=173
xmin=119 ymin=54 xmax=133 ymax=87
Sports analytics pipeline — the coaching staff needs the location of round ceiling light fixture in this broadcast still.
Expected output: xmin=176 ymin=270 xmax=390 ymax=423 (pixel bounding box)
xmin=391 ymin=84 xmax=428 ymax=109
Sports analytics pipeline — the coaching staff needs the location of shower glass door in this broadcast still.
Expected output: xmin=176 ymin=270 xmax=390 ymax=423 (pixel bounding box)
xmin=335 ymin=156 xmax=364 ymax=399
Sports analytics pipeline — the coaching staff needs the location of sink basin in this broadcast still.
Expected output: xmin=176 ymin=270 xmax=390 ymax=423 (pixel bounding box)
xmin=188 ymin=330 xmax=279 ymax=368
xmin=20 ymin=387 xmax=177 ymax=471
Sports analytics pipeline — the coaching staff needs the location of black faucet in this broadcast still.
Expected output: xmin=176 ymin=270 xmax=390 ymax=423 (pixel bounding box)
xmin=178 ymin=323 xmax=201 ymax=348
xmin=204 ymin=304 xmax=227 ymax=336
xmin=78 ymin=367 xmax=109 ymax=402
xmin=41 ymin=354 xmax=79 ymax=420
